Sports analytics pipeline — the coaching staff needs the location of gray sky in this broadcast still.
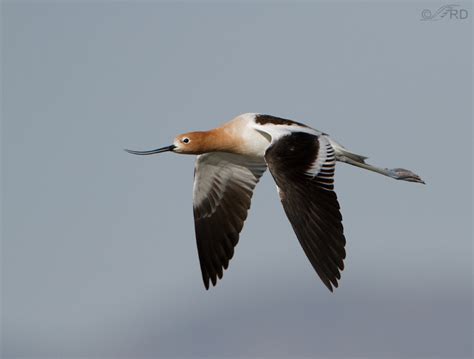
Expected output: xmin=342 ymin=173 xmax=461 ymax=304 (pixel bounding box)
xmin=2 ymin=1 xmax=472 ymax=358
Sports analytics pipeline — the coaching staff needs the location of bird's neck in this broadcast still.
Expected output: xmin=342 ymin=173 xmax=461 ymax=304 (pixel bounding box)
xmin=189 ymin=128 xmax=240 ymax=154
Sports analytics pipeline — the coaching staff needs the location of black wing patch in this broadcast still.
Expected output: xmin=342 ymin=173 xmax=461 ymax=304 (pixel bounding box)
xmin=255 ymin=114 xmax=310 ymax=128
xmin=265 ymin=132 xmax=346 ymax=291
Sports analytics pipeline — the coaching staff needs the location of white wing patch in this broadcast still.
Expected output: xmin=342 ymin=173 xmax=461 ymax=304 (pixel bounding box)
xmin=305 ymin=136 xmax=336 ymax=178
xmin=252 ymin=122 xmax=321 ymax=143
xmin=193 ymin=152 xmax=267 ymax=217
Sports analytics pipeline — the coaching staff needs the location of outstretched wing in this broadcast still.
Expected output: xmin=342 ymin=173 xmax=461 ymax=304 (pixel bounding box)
xmin=193 ymin=152 xmax=267 ymax=289
xmin=264 ymin=132 xmax=346 ymax=291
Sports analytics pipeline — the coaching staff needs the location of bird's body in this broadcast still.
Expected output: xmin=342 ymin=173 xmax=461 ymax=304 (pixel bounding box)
xmin=126 ymin=113 xmax=424 ymax=291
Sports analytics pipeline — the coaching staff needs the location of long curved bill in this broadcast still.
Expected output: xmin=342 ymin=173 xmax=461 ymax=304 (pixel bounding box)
xmin=124 ymin=145 xmax=176 ymax=155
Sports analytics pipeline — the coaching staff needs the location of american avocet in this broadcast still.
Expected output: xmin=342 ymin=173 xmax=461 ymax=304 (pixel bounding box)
xmin=126 ymin=113 xmax=424 ymax=291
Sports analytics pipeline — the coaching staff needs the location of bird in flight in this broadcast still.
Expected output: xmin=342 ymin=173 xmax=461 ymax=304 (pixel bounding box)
xmin=126 ymin=113 xmax=424 ymax=291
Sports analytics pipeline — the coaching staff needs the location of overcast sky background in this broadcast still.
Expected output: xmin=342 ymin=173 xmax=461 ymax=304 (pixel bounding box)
xmin=2 ymin=1 xmax=472 ymax=358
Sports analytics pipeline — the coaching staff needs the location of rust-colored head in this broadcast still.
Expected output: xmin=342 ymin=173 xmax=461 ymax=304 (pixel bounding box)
xmin=172 ymin=128 xmax=240 ymax=154
xmin=125 ymin=128 xmax=235 ymax=157
xmin=172 ymin=131 xmax=212 ymax=154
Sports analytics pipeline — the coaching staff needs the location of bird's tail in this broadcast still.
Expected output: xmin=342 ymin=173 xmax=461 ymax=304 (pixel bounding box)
xmin=326 ymin=137 xmax=368 ymax=163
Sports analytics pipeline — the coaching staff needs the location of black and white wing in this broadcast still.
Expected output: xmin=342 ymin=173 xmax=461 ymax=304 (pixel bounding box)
xmin=264 ymin=132 xmax=346 ymax=291
xmin=193 ymin=152 xmax=267 ymax=289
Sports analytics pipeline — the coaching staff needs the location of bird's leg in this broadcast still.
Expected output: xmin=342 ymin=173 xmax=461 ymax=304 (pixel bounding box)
xmin=336 ymin=155 xmax=425 ymax=184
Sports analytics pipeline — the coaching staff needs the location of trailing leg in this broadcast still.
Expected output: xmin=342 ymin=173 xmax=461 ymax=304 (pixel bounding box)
xmin=326 ymin=137 xmax=425 ymax=184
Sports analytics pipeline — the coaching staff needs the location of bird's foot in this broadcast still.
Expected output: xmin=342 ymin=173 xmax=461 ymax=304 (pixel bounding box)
xmin=387 ymin=168 xmax=425 ymax=184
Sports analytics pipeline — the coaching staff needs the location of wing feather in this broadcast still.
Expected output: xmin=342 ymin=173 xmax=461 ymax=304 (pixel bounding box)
xmin=193 ymin=152 xmax=267 ymax=289
xmin=265 ymin=132 xmax=346 ymax=291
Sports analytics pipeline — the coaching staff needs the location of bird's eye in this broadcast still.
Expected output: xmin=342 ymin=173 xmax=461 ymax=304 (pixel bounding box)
xmin=182 ymin=137 xmax=190 ymax=144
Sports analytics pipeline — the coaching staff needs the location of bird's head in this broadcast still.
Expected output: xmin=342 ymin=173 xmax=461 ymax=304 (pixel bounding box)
xmin=125 ymin=131 xmax=211 ymax=156
xmin=172 ymin=132 xmax=208 ymax=154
